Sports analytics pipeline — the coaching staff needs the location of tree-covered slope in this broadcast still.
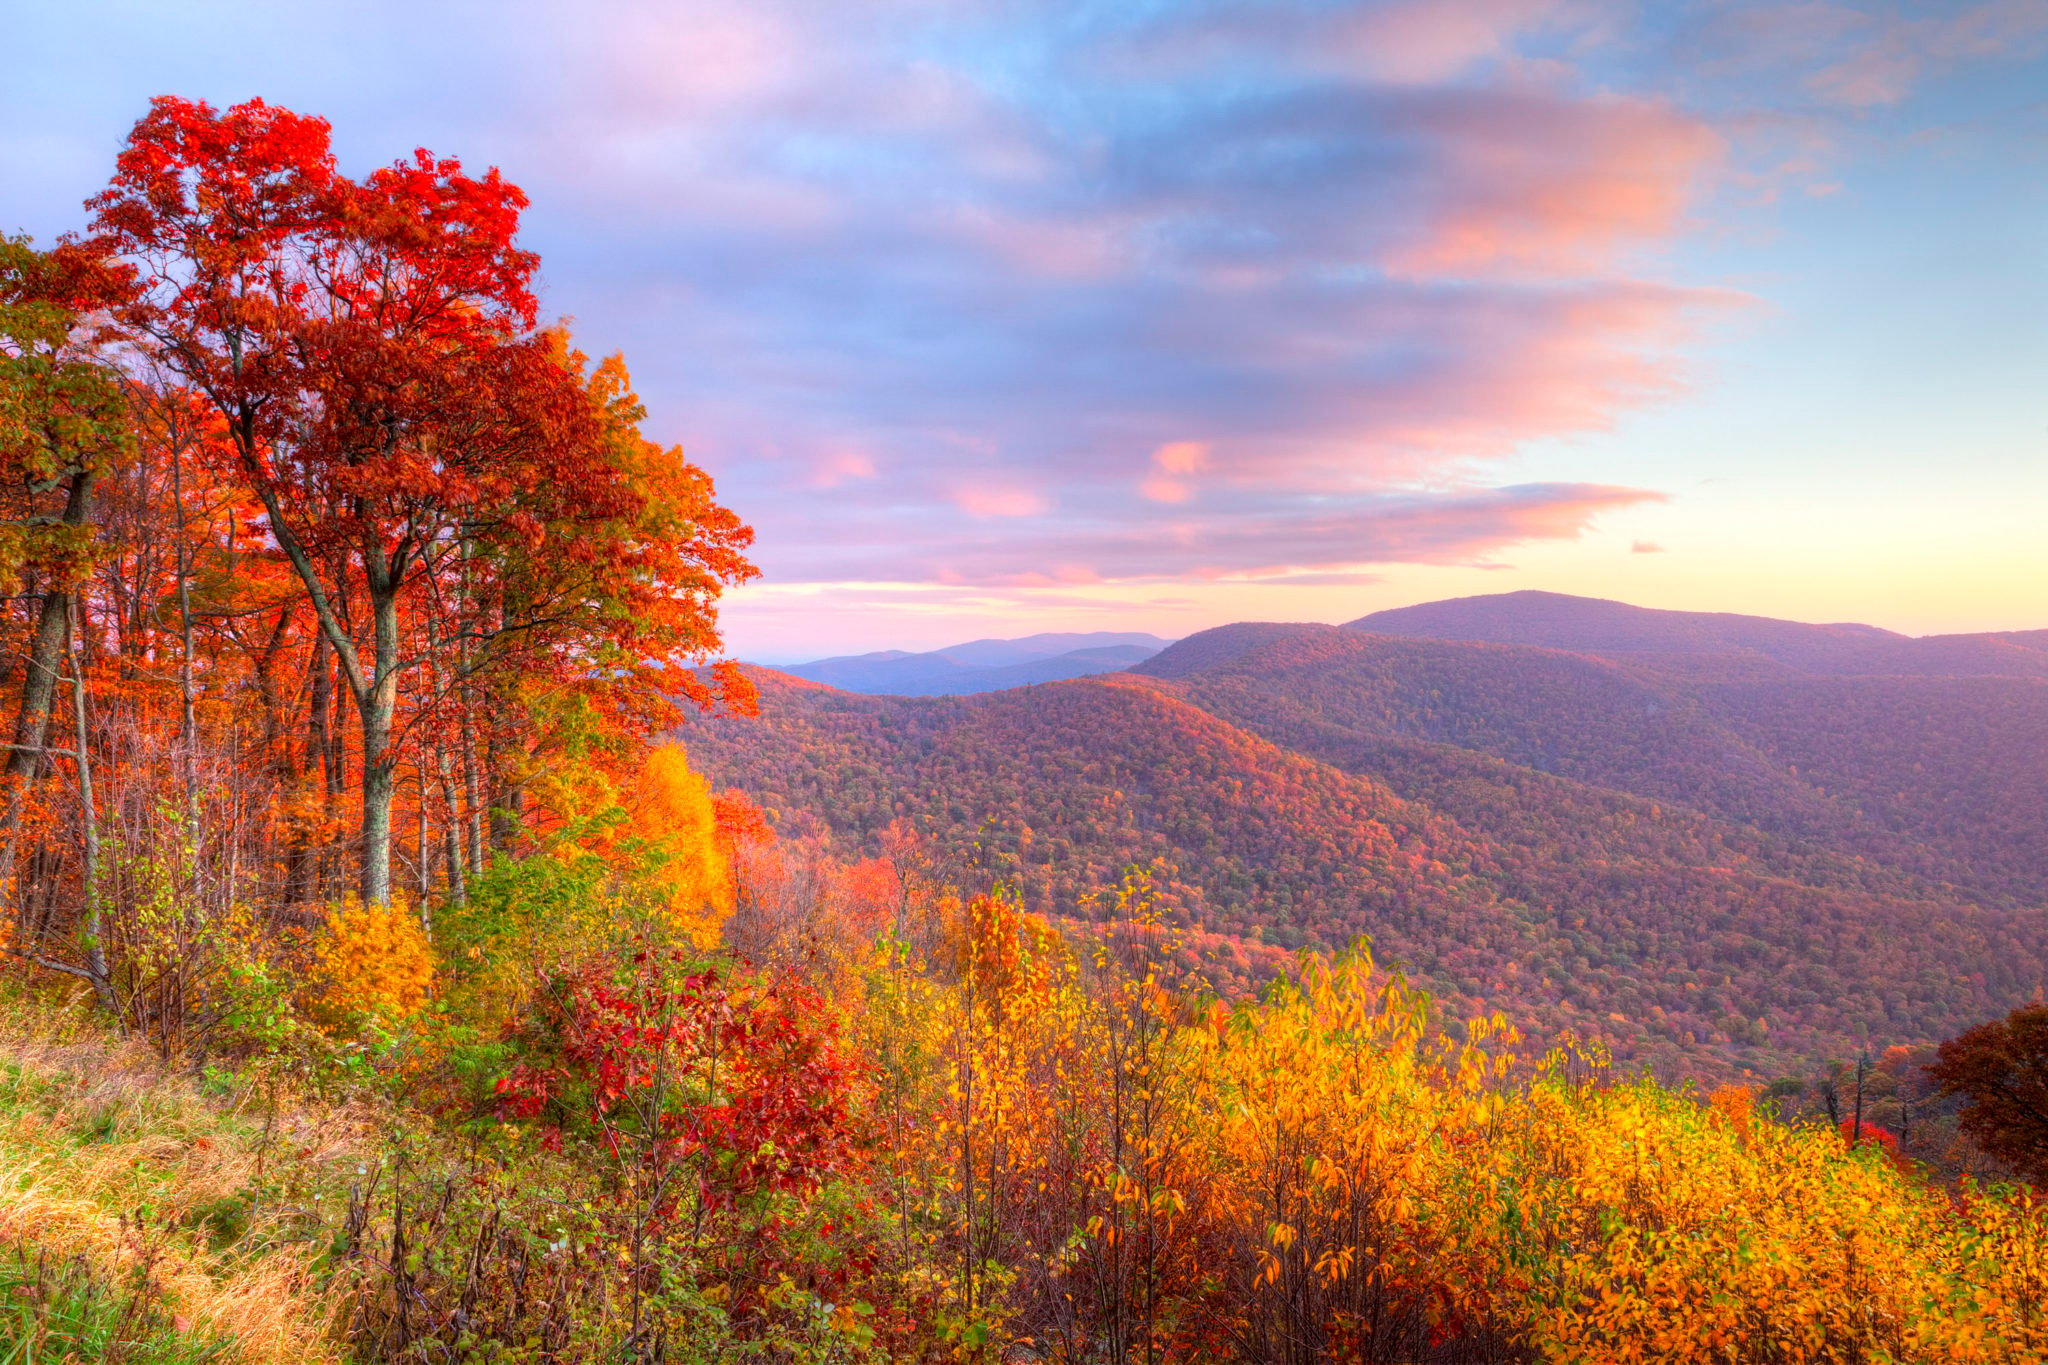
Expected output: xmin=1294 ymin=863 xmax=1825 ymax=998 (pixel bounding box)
xmin=686 ymin=668 xmax=2048 ymax=1076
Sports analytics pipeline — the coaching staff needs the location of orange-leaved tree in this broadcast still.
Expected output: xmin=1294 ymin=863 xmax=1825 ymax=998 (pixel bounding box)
xmin=88 ymin=96 xmax=755 ymax=906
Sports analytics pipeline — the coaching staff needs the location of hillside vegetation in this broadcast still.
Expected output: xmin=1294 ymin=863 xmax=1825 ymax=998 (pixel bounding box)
xmin=2 ymin=889 xmax=2047 ymax=1364
xmin=687 ymin=601 xmax=2048 ymax=1078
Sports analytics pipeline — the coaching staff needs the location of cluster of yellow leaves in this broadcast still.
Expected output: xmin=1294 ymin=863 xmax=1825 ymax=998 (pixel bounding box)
xmin=309 ymin=896 xmax=435 ymax=1026
xmin=859 ymin=902 xmax=2048 ymax=1363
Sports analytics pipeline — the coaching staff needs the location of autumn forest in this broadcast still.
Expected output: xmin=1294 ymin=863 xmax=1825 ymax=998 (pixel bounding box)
xmin=2 ymin=92 xmax=2047 ymax=1365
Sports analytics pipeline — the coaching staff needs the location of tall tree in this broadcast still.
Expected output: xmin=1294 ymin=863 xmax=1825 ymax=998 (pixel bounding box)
xmin=90 ymin=97 xmax=755 ymax=905
xmin=0 ymin=236 xmax=132 ymax=907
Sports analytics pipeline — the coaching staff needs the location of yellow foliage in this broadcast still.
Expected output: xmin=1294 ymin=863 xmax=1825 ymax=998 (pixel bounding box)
xmin=859 ymin=929 xmax=2048 ymax=1362
xmin=616 ymin=744 xmax=733 ymax=948
xmin=1493 ymin=1079 xmax=2048 ymax=1363
xmin=309 ymin=896 xmax=435 ymax=1025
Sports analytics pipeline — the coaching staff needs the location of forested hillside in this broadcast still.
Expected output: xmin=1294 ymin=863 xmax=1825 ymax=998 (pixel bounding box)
xmin=687 ymin=606 xmax=2048 ymax=1078
xmin=1141 ymin=617 xmax=2048 ymax=903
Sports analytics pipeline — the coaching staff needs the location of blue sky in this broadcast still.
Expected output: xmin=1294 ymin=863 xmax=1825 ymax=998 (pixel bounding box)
xmin=6 ymin=1 xmax=2045 ymax=660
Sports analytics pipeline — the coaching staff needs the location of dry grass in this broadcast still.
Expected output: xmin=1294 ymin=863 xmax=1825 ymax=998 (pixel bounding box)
xmin=0 ymin=982 xmax=370 ymax=1364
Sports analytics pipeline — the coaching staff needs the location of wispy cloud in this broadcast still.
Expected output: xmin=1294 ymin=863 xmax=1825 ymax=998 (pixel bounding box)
xmin=1678 ymin=0 xmax=2048 ymax=110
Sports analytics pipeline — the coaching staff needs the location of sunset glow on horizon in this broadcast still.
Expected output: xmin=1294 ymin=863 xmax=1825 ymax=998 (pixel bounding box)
xmin=8 ymin=0 xmax=2044 ymax=659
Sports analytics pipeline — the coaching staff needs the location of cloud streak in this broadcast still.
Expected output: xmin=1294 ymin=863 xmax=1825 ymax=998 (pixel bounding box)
xmin=784 ymin=482 xmax=1668 ymax=586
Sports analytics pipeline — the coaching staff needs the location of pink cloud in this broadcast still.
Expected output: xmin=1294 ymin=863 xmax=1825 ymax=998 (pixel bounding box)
xmin=1387 ymin=92 xmax=1725 ymax=279
xmin=953 ymin=485 xmax=1051 ymax=519
xmin=1335 ymin=0 xmax=1583 ymax=84
xmin=1141 ymin=441 xmax=1210 ymax=502
xmin=951 ymin=205 xmax=1129 ymax=278
xmin=816 ymin=482 xmax=1667 ymax=587
xmin=1243 ymin=571 xmax=1387 ymax=587
xmin=1808 ymin=41 xmax=1921 ymax=106
xmin=807 ymin=451 xmax=878 ymax=489
xmin=1692 ymin=1 xmax=2048 ymax=111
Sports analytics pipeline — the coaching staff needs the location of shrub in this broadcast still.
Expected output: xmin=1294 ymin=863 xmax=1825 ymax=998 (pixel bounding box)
xmin=308 ymin=897 xmax=435 ymax=1027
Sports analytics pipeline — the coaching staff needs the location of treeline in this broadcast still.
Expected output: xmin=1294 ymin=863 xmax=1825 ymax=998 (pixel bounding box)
xmin=2 ymin=96 xmax=754 ymax=1014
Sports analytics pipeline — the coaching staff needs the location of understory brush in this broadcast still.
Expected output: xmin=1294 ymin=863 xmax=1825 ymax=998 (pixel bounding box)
xmin=0 ymin=853 xmax=2043 ymax=1363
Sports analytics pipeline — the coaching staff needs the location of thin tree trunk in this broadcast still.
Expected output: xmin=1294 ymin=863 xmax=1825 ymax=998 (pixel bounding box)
xmin=69 ymin=596 xmax=113 ymax=1013
xmin=356 ymin=583 xmax=401 ymax=908
xmin=326 ymin=642 xmax=348 ymax=896
xmin=433 ymin=712 xmax=466 ymax=908
xmin=1 ymin=470 xmax=97 ymax=913
xmin=487 ymin=728 xmax=518 ymax=853
xmin=170 ymin=447 xmax=201 ymax=860
xmin=416 ymin=763 xmax=431 ymax=909
xmin=460 ymin=703 xmax=483 ymax=880
xmin=442 ymin=799 xmax=466 ymax=908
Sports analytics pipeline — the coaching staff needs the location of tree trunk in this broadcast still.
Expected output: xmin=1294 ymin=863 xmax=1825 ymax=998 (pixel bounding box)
xmin=5 ymin=470 xmax=96 ymax=776
xmin=68 ymin=596 xmax=114 ymax=1013
xmin=170 ymin=451 xmax=200 ymax=857
xmin=416 ymin=764 xmax=431 ymax=909
xmin=437 ymin=746 xmax=467 ymax=907
xmin=327 ymin=644 xmax=349 ymax=894
xmin=356 ymin=588 xmax=400 ymax=908
xmin=1 ymin=468 xmax=96 ymax=917
xmin=461 ymin=707 xmax=483 ymax=880
xmin=360 ymin=706 xmax=395 ymax=908
xmin=283 ymin=632 xmax=331 ymax=905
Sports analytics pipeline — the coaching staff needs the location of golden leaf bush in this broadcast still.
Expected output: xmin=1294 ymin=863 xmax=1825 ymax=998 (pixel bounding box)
xmin=306 ymin=896 xmax=435 ymax=1027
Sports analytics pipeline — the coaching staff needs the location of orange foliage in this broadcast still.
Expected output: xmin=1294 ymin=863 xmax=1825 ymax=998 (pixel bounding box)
xmin=711 ymin=786 xmax=774 ymax=856
xmin=616 ymin=745 xmax=733 ymax=947
xmin=309 ymin=897 xmax=436 ymax=1025
xmin=1706 ymin=1083 xmax=1755 ymax=1144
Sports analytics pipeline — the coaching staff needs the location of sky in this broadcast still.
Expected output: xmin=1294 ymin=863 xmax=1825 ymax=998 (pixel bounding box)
xmin=5 ymin=1 xmax=2045 ymax=662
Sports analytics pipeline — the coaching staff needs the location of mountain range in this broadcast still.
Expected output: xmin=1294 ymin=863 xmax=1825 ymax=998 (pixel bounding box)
xmin=689 ymin=592 xmax=2048 ymax=1079
xmin=768 ymin=631 xmax=1172 ymax=695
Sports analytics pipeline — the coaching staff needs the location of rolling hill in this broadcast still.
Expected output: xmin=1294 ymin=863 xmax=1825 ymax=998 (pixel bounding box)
xmin=1134 ymin=618 xmax=2048 ymax=904
xmin=686 ymin=593 xmax=2048 ymax=1079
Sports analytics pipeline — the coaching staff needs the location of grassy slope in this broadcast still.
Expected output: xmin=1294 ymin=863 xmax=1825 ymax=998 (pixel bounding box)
xmin=0 ymin=985 xmax=353 ymax=1364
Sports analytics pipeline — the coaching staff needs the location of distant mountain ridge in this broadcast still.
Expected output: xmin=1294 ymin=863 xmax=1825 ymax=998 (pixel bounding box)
xmin=1350 ymin=590 xmax=2048 ymax=678
xmin=771 ymin=631 xmax=1172 ymax=695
